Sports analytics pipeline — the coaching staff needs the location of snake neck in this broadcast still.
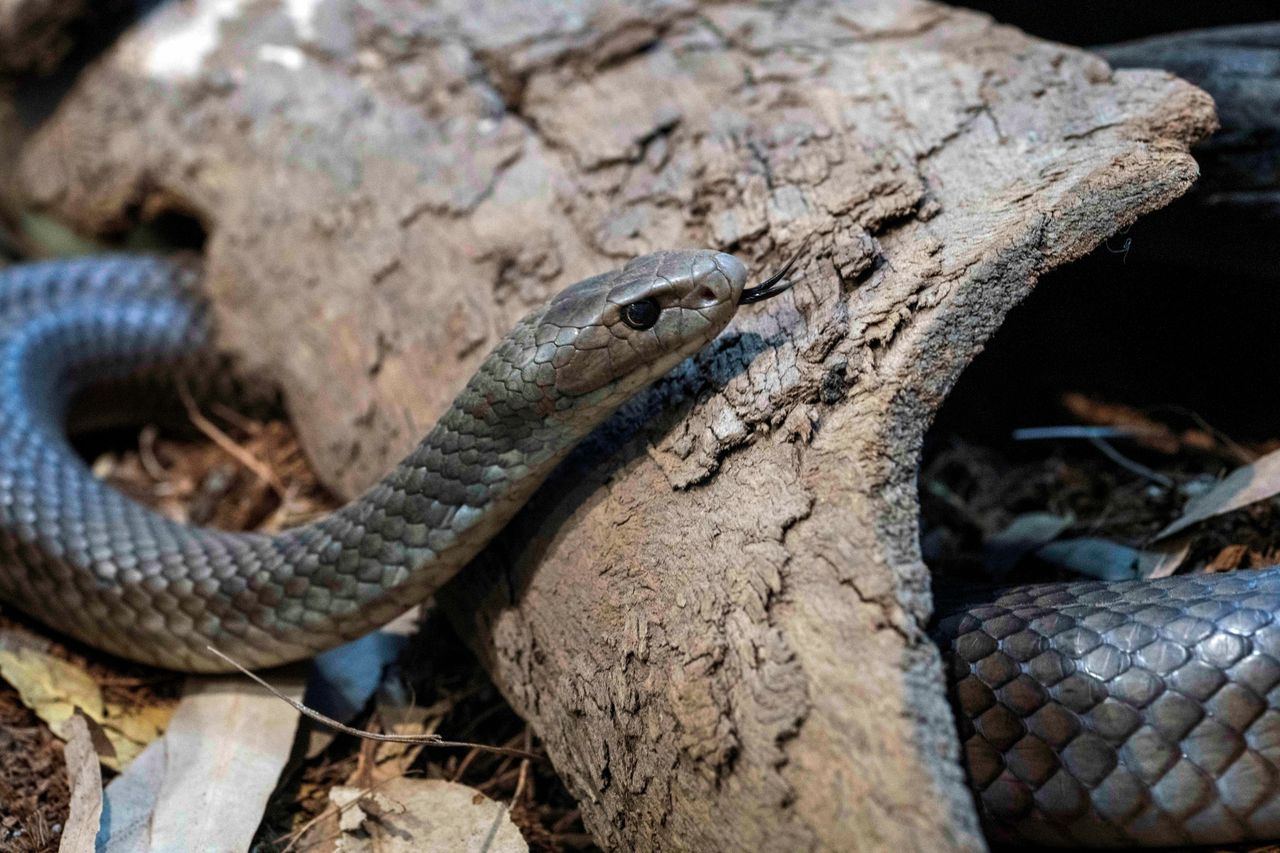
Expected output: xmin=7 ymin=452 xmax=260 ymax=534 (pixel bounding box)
xmin=0 ymin=269 xmax=612 ymax=670
xmin=0 ymin=257 xmax=677 ymax=671
xmin=265 ymin=312 xmax=597 ymax=646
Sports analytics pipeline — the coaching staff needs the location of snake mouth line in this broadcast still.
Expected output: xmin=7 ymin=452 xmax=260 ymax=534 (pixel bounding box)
xmin=738 ymin=239 xmax=809 ymax=304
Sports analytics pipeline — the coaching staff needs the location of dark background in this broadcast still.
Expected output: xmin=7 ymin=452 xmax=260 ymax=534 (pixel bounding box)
xmin=956 ymin=2 xmax=1277 ymax=45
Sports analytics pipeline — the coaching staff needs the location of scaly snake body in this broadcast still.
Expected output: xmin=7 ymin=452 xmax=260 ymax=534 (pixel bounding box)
xmin=0 ymin=251 xmax=766 ymax=670
xmin=0 ymin=253 xmax=1276 ymax=846
xmin=936 ymin=573 xmax=1280 ymax=846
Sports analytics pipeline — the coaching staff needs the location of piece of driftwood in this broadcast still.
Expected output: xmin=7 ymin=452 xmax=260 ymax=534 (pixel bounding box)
xmin=1100 ymin=24 xmax=1280 ymax=280
xmin=10 ymin=1 xmax=1215 ymax=849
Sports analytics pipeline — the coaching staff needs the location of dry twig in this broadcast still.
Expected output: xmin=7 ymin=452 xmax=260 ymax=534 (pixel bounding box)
xmin=176 ymin=379 xmax=287 ymax=497
xmin=205 ymin=646 xmax=542 ymax=761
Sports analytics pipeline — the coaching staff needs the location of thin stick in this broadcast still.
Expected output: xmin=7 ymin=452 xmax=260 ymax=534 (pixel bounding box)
xmin=512 ymin=727 xmax=532 ymax=804
xmin=209 ymin=401 xmax=265 ymax=436
xmin=477 ymin=766 xmax=523 ymax=794
xmin=1012 ymin=425 xmax=1152 ymax=441
xmin=137 ymin=424 xmax=170 ymax=481
xmin=177 ymin=379 xmax=287 ymax=497
xmin=451 ymin=746 xmax=482 ymax=782
xmin=206 ymin=646 xmax=542 ymax=761
xmin=1087 ymin=437 xmax=1174 ymax=488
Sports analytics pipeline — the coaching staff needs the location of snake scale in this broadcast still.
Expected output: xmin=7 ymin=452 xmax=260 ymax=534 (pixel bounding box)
xmin=0 ymin=252 xmax=1277 ymax=847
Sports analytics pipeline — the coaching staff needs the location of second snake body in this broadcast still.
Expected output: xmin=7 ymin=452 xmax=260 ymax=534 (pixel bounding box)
xmin=935 ymin=570 xmax=1280 ymax=846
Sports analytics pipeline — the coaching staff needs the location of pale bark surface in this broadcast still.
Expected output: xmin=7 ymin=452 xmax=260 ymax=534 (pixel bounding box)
xmin=12 ymin=1 xmax=1215 ymax=849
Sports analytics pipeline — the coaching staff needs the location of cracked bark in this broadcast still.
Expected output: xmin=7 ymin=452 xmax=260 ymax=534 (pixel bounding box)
xmin=10 ymin=0 xmax=1216 ymax=849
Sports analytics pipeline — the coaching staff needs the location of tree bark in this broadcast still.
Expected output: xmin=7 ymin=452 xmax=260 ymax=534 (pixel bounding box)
xmin=11 ymin=1 xmax=1215 ymax=849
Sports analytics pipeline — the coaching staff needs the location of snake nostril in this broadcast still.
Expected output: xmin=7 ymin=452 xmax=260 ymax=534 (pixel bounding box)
xmin=697 ymin=286 xmax=718 ymax=306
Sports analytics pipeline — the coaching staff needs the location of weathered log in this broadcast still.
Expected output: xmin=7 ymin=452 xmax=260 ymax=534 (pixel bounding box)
xmin=1099 ymin=24 xmax=1280 ymax=281
xmin=11 ymin=1 xmax=1215 ymax=849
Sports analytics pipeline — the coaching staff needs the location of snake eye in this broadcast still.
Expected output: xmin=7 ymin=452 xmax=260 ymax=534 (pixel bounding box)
xmin=622 ymin=298 xmax=660 ymax=330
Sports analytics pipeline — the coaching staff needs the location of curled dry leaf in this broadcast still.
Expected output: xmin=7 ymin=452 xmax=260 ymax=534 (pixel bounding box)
xmin=1158 ymin=447 xmax=1280 ymax=540
xmin=1143 ymin=536 xmax=1193 ymax=579
xmin=1206 ymin=543 xmax=1252 ymax=573
xmin=58 ymin=714 xmax=103 ymax=853
xmin=144 ymin=674 xmax=304 ymax=852
xmin=95 ymin=674 xmax=304 ymax=852
xmin=329 ymin=778 xmax=528 ymax=853
xmin=0 ymin=645 xmax=172 ymax=771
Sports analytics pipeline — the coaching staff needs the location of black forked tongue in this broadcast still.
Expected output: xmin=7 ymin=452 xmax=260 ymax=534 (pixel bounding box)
xmin=739 ymin=238 xmax=810 ymax=305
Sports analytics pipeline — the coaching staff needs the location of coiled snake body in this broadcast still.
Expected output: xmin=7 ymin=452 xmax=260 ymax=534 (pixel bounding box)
xmin=0 ymin=251 xmax=781 ymax=672
xmin=0 ymin=253 xmax=1277 ymax=846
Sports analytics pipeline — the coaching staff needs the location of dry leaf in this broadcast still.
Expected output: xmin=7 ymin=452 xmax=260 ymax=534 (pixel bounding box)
xmin=1036 ymin=538 xmax=1145 ymax=581
xmin=369 ymin=701 xmax=438 ymax=782
xmin=103 ymin=698 xmax=173 ymax=766
xmin=1158 ymin=447 xmax=1280 ymax=539
xmin=58 ymin=714 xmax=103 ymax=853
xmin=142 ymin=673 xmax=304 ymax=852
xmin=331 ymin=786 xmax=411 ymax=833
xmin=0 ymin=646 xmax=173 ymax=771
xmin=98 ymin=738 xmax=167 ymax=853
xmin=1143 ymin=537 xmax=1193 ymax=579
xmin=0 ymin=647 xmax=103 ymax=736
xmin=1206 ymin=544 xmax=1251 ymax=573
xmin=983 ymin=512 xmax=1073 ymax=579
xmin=330 ymin=778 xmax=528 ymax=853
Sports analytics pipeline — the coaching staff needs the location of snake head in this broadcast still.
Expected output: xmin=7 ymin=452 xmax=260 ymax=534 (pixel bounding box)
xmin=532 ymin=249 xmax=772 ymax=399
